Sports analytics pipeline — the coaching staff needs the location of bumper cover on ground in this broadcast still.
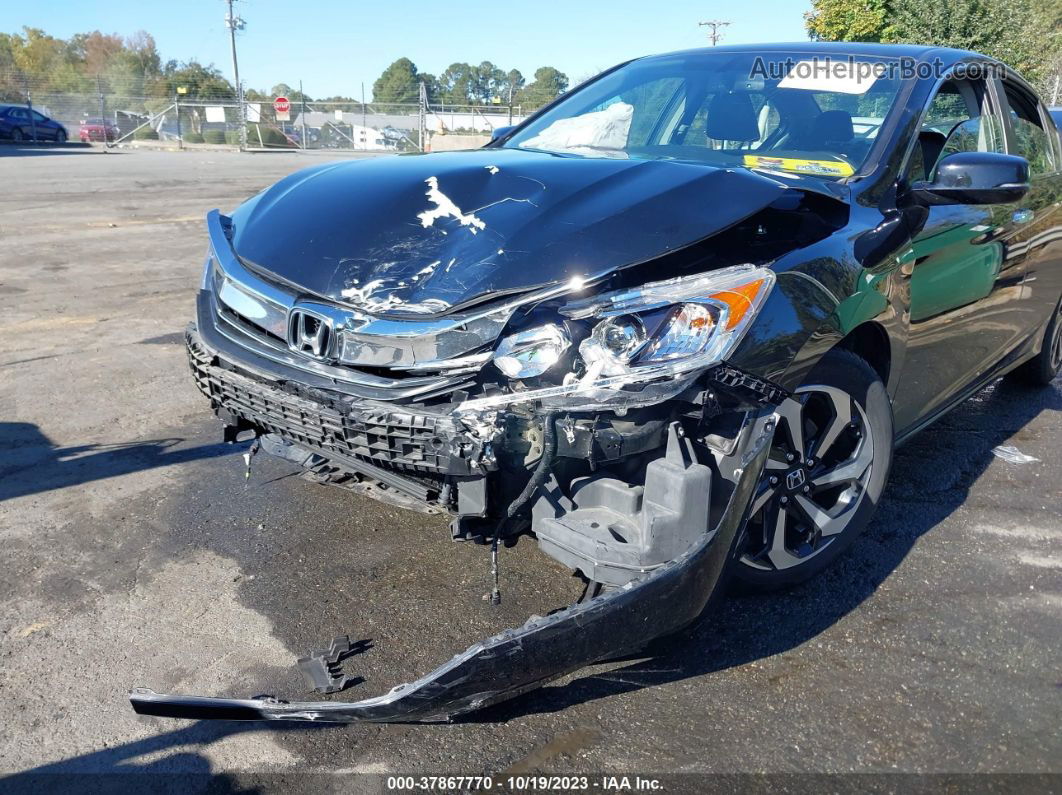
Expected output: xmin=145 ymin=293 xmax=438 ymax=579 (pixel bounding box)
xmin=129 ymin=412 xmax=772 ymax=723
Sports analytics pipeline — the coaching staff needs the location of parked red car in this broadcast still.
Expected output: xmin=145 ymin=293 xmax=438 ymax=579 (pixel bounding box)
xmin=79 ymin=117 xmax=119 ymax=142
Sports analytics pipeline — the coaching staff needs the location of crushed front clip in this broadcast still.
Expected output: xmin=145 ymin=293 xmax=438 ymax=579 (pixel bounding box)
xmin=129 ymin=412 xmax=774 ymax=723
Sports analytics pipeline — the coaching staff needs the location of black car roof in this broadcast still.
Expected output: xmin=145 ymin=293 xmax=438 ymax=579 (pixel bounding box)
xmin=642 ymin=41 xmax=996 ymax=67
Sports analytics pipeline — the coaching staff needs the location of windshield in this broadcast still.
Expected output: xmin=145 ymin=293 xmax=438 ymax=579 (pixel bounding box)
xmin=502 ymin=52 xmax=905 ymax=179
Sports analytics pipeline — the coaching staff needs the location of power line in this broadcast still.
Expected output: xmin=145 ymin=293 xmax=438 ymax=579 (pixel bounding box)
xmin=698 ymin=20 xmax=731 ymax=46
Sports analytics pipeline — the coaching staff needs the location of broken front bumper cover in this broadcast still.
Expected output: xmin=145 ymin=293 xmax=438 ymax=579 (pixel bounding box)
xmin=129 ymin=412 xmax=773 ymax=723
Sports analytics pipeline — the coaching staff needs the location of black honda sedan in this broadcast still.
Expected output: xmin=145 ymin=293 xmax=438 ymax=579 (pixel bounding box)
xmin=0 ymin=104 xmax=68 ymax=142
xmin=131 ymin=43 xmax=1062 ymax=724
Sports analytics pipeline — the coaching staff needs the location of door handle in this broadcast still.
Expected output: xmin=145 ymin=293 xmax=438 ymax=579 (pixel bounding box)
xmin=1012 ymin=209 xmax=1035 ymax=225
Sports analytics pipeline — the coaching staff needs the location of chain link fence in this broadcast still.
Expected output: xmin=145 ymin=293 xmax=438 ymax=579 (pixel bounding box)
xmin=1 ymin=70 xmax=531 ymax=152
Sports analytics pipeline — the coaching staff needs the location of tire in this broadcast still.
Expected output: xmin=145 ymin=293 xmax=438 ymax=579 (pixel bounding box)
xmin=1008 ymin=297 xmax=1062 ymax=387
xmin=55 ymin=129 xmax=67 ymax=143
xmin=12 ymin=127 xmax=23 ymax=142
xmin=732 ymin=349 xmax=893 ymax=590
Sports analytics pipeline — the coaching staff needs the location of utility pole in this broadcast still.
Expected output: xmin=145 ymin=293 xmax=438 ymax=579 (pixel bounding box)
xmin=24 ymin=76 xmax=38 ymax=144
xmin=299 ymin=80 xmax=308 ymax=150
xmin=175 ymin=88 xmax=183 ymax=150
xmin=698 ymin=20 xmax=731 ymax=46
xmin=418 ymin=80 xmax=428 ymax=153
xmin=224 ymin=0 xmax=247 ymax=150
xmin=97 ymin=74 xmax=107 ymax=151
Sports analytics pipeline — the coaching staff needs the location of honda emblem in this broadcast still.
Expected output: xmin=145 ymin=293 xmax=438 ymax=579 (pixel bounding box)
xmin=287 ymin=308 xmax=334 ymax=360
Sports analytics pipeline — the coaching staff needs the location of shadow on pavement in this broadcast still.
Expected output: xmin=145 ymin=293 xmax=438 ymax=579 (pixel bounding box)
xmin=0 ymin=720 xmax=336 ymax=791
xmin=474 ymin=376 xmax=1060 ymax=721
xmin=0 ymin=422 xmax=236 ymax=502
xmin=0 ymin=142 xmax=105 ymax=157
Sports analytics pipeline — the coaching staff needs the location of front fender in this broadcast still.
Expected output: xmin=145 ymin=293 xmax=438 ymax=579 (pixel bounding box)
xmin=729 ymin=260 xmax=846 ymax=390
xmin=731 ymin=250 xmax=909 ymax=395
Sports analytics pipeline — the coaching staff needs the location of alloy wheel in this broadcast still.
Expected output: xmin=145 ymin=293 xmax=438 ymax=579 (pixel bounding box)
xmin=1050 ymin=301 xmax=1062 ymax=373
xmin=740 ymin=384 xmax=875 ymax=572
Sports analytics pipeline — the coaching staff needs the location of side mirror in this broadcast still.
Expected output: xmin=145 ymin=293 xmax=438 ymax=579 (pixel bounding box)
xmin=490 ymin=125 xmax=515 ymax=142
xmin=911 ymin=151 xmax=1030 ymax=206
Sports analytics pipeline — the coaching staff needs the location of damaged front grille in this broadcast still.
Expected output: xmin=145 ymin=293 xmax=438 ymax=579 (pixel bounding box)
xmin=202 ymin=209 xmax=512 ymax=402
xmin=188 ymin=333 xmax=472 ymax=479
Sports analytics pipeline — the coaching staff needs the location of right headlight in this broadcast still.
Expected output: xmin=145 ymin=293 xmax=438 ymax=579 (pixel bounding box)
xmin=570 ymin=265 xmax=775 ymax=380
xmin=466 ymin=265 xmax=774 ymax=413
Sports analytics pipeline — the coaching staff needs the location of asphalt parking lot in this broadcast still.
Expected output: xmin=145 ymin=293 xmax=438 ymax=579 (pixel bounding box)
xmin=1 ymin=145 xmax=1060 ymax=788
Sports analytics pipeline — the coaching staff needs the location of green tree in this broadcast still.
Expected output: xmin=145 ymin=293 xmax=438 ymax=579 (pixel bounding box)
xmin=439 ymin=62 xmax=475 ymax=105
xmin=891 ymin=0 xmax=998 ymax=52
xmin=120 ymin=31 xmax=162 ymax=78
xmin=0 ymin=27 xmax=83 ymax=98
xmin=519 ymin=66 xmax=569 ymax=109
xmin=805 ymin=0 xmax=892 ymax=42
xmin=890 ymin=0 xmax=1043 ymax=81
xmin=418 ymin=72 xmax=440 ymax=103
xmin=372 ymin=57 xmax=420 ymax=103
xmin=471 ymin=60 xmax=505 ymax=104
xmin=267 ymin=83 xmax=310 ymax=103
xmin=806 ymin=0 xmax=1062 ymax=99
xmin=67 ymin=31 xmax=125 ymax=76
xmin=499 ymin=68 xmax=525 ymax=105
xmin=164 ymin=61 xmax=234 ymax=99
xmin=11 ymin=27 xmax=66 ymax=78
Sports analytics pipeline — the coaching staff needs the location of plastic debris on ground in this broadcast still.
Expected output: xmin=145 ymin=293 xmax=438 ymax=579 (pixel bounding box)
xmin=991 ymin=444 xmax=1040 ymax=465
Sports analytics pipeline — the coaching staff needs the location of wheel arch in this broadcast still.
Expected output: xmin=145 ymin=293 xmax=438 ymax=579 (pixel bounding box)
xmin=834 ymin=320 xmax=893 ymax=387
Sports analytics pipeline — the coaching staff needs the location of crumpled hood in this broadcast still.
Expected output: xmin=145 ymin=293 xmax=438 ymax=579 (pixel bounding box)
xmin=229 ymin=148 xmax=789 ymax=317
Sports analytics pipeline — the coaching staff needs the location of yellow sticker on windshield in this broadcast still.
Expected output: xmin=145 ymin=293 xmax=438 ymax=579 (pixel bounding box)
xmin=743 ymin=155 xmax=855 ymax=177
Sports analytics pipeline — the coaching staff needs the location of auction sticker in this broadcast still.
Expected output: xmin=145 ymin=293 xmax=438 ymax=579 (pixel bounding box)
xmin=743 ymin=155 xmax=855 ymax=177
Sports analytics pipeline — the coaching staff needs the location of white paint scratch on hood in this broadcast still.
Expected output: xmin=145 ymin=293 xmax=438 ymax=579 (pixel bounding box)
xmin=341 ymin=278 xmax=386 ymax=303
xmin=389 ymin=297 xmax=452 ymax=315
xmin=339 ymin=274 xmax=452 ymax=315
xmin=412 ymin=260 xmax=442 ymax=281
xmin=418 ymin=176 xmax=487 ymax=234
xmin=340 ymin=278 xmax=405 ymax=312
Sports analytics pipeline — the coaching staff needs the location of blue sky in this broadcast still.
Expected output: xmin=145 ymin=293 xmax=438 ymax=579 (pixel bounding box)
xmin=6 ymin=1 xmax=813 ymax=99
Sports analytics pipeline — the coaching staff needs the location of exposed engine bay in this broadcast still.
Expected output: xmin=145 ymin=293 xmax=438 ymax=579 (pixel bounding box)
xmin=186 ymin=191 xmax=814 ymax=588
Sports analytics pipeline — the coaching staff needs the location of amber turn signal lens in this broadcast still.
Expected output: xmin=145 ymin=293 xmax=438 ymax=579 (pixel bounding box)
xmin=711 ymin=279 xmax=768 ymax=330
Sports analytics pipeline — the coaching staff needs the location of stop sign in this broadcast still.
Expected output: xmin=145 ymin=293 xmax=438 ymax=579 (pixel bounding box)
xmin=273 ymin=96 xmax=290 ymax=114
